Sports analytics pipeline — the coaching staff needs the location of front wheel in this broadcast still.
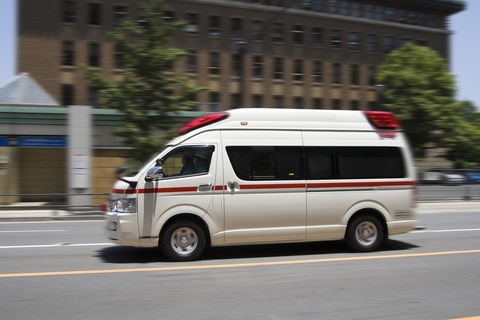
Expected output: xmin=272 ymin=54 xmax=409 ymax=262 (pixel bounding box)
xmin=161 ymin=220 xmax=206 ymax=261
xmin=346 ymin=214 xmax=384 ymax=252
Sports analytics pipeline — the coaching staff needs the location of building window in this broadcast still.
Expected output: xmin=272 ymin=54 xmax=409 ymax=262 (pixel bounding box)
xmin=88 ymin=3 xmax=102 ymax=25
xmin=313 ymin=0 xmax=324 ymax=12
xmin=328 ymin=0 xmax=338 ymax=14
xmin=348 ymin=32 xmax=360 ymax=50
xmin=364 ymin=5 xmax=373 ymax=19
xmin=209 ymin=16 xmax=221 ymax=36
xmin=231 ymin=52 xmax=242 ymax=76
xmin=185 ymin=13 xmax=199 ymax=33
xmin=368 ymin=66 xmax=376 ymax=86
xmin=350 ymin=100 xmax=359 ymax=110
xmin=230 ymin=18 xmax=243 ymax=39
xmin=330 ymin=30 xmax=342 ymax=48
xmin=312 ymin=60 xmax=323 ymax=83
xmin=61 ymin=84 xmax=75 ymax=106
xmin=366 ymin=34 xmax=378 ymax=52
xmin=253 ymin=95 xmax=263 ymax=108
xmin=273 ymin=57 xmax=284 ymax=80
xmin=186 ymin=50 xmax=197 ymax=73
xmin=292 ymin=25 xmax=304 ymax=45
xmin=351 ymin=2 xmax=360 ymax=17
xmin=313 ymin=98 xmax=323 ymax=109
xmin=231 ymin=93 xmax=241 ymax=109
xmin=385 ymin=7 xmax=395 ymax=21
xmin=113 ymin=44 xmax=124 ymax=69
xmin=294 ymin=97 xmax=304 ymax=109
xmin=252 ymin=21 xmax=265 ymax=41
xmin=273 ymin=95 xmax=284 ymax=108
xmin=88 ymin=43 xmax=101 ymax=67
xmin=293 ymin=59 xmax=303 ymax=81
xmin=312 ymin=27 xmax=323 ymax=47
xmin=209 ymin=52 xmax=220 ymax=75
xmin=208 ymin=92 xmax=220 ymax=111
xmin=252 ymin=55 xmax=263 ymax=78
xmin=332 ymin=62 xmax=341 ymax=84
xmin=383 ymin=36 xmax=395 ymax=53
xmin=272 ymin=23 xmax=284 ymax=43
xmin=339 ymin=1 xmax=348 ymax=15
xmin=61 ymin=41 xmax=75 ymax=66
xmin=374 ymin=6 xmax=384 ymax=21
xmin=113 ymin=6 xmax=127 ymax=27
xmin=350 ymin=64 xmax=359 ymax=85
xmin=62 ymin=0 xmax=76 ymax=23
xmin=332 ymin=99 xmax=342 ymax=109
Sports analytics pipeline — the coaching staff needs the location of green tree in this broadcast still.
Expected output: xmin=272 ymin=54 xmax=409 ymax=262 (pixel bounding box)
xmin=443 ymin=100 xmax=480 ymax=168
xmin=87 ymin=0 xmax=202 ymax=164
xmin=377 ymin=42 xmax=461 ymax=159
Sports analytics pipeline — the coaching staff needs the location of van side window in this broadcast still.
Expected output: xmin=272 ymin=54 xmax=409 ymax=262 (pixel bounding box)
xmin=336 ymin=147 xmax=405 ymax=179
xmin=161 ymin=146 xmax=215 ymax=177
xmin=305 ymin=147 xmax=335 ymax=179
xmin=226 ymin=146 xmax=304 ymax=180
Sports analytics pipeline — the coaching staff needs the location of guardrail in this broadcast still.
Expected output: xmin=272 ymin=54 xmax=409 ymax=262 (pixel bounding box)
xmin=1 ymin=186 xmax=480 ymax=213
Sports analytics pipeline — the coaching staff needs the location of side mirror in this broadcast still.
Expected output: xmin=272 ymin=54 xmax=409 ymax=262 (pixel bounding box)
xmin=145 ymin=166 xmax=164 ymax=182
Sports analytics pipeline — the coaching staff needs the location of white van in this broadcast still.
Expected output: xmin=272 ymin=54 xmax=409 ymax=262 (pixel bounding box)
xmin=105 ymin=109 xmax=416 ymax=261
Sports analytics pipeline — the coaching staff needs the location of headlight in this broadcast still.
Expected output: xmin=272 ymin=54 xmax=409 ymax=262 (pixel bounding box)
xmin=108 ymin=198 xmax=137 ymax=213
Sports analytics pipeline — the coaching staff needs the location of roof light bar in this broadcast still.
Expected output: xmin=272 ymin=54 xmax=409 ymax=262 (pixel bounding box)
xmin=365 ymin=111 xmax=400 ymax=130
xmin=178 ymin=112 xmax=229 ymax=135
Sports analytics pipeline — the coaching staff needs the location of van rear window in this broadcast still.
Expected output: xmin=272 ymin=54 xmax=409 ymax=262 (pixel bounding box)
xmin=336 ymin=147 xmax=405 ymax=179
xmin=227 ymin=146 xmax=406 ymax=181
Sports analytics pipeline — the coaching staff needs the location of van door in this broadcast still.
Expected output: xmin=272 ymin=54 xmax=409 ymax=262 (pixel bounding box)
xmin=221 ymin=130 xmax=306 ymax=244
xmin=137 ymin=143 xmax=221 ymax=238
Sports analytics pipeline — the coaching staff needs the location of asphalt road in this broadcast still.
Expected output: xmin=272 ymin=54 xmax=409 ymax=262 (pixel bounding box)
xmin=0 ymin=209 xmax=479 ymax=320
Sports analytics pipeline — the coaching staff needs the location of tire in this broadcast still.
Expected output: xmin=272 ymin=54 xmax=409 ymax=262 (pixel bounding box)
xmin=161 ymin=220 xmax=207 ymax=261
xmin=346 ymin=214 xmax=384 ymax=252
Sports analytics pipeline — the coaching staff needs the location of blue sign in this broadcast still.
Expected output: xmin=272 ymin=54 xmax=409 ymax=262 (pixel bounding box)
xmin=18 ymin=136 xmax=67 ymax=148
xmin=0 ymin=137 xmax=7 ymax=147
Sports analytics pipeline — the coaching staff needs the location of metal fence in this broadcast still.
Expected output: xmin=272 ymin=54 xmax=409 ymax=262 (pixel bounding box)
xmin=0 ymin=193 xmax=109 ymax=212
xmin=1 ymin=186 xmax=480 ymax=212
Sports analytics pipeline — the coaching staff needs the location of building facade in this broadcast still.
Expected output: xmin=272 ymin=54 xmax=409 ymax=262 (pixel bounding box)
xmin=18 ymin=0 xmax=465 ymax=111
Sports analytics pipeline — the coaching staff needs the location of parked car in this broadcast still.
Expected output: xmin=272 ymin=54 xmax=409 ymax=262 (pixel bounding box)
xmin=441 ymin=172 xmax=466 ymax=185
xmin=463 ymin=170 xmax=480 ymax=184
xmin=421 ymin=169 xmax=465 ymax=185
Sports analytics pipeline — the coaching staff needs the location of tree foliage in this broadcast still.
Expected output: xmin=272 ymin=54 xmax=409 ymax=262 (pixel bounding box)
xmin=377 ymin=42 xmax=461 ymax=159
xmin=87 ymin=0 xmax=202 ymax=164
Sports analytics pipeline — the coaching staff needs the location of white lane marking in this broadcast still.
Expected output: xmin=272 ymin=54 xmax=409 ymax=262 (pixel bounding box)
xmin=0 ymin=242 xmax=113 ymax=249
xmin=0 ymin=230 xmax=65 ymax=233
xmin=412 ymin=228 xmax=480 ymax=233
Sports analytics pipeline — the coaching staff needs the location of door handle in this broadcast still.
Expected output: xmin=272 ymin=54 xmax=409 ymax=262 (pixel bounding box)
xmin=198 ymin=183 xmax=212 ymax=192
xmin=227 ymin=181 xmax=240 ymax=192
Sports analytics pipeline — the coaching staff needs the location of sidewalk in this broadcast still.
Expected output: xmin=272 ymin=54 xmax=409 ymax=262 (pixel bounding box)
xmin=0 ymin=201 xmax=478 ymax=221
xmin=0 ymin=202 xmax=105 ymax=221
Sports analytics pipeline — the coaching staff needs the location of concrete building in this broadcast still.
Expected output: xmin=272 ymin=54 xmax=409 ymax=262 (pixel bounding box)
xmin=18 ymin=0 xmax=465 ymax=110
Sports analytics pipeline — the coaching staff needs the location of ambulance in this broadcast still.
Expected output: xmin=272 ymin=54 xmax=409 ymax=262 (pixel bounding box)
xmin=105 ymin=108 xmax=416 ymax=261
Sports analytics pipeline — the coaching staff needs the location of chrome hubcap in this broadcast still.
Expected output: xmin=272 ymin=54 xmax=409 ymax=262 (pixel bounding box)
xmin=355 ymin=221 xmax=378 ymax=246
xmin=171 ymin=227 xmax=198 ymax=256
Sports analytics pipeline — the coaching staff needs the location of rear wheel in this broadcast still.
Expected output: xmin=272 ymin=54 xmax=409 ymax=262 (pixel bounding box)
xmin=346 ymin=214 xmax=384 ymax=252
xmin=161 ymin=220 xmax=206 ymax=261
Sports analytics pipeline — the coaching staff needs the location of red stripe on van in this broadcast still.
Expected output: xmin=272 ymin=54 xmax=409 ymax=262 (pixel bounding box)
xmin=240 ymin=183 xmax=306 ymax=190
xmin=112 ymin=180 xmax=414 ymax=195
xmin=307 ymin=181 xmax=415 ymax=188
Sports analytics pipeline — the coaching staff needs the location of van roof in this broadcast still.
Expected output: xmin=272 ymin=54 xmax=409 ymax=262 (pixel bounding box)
xmin=171 ymin=108 xmax=400 ymax=144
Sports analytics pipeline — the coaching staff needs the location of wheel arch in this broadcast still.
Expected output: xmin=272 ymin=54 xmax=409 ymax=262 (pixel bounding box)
xmin=159 ymin=213 xmax=212 ymax=248
xmin=345 ymin=207 xmax=389 ymax=241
